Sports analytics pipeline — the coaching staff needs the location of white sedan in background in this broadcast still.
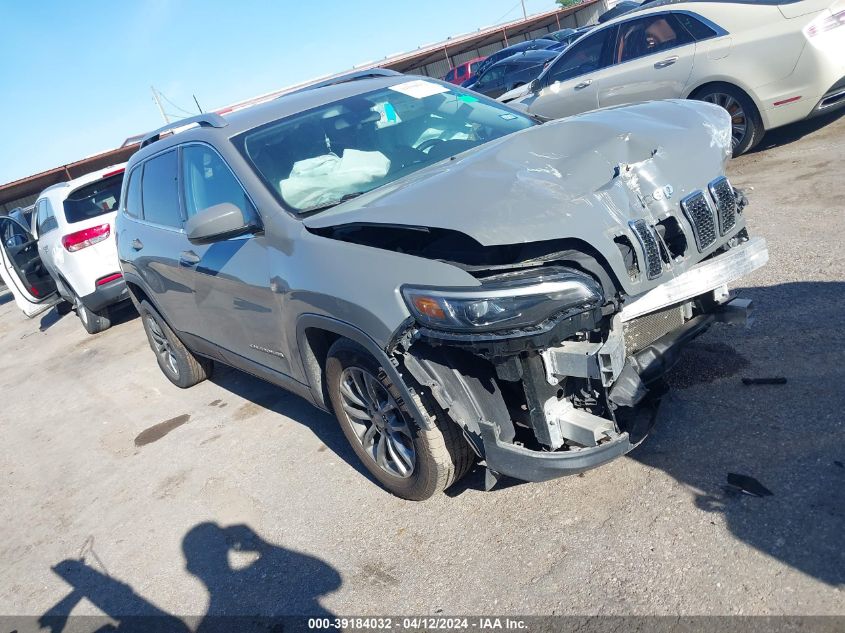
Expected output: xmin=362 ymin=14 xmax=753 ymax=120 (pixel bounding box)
xmin=503 ymin=0 xmax=845 ymax=155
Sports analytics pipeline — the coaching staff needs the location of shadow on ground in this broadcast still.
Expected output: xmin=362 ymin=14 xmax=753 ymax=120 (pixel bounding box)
xmin=629 ymin=281 xmax=845 ymax=587
xmin=751 ymin=110 xmax=843 ymax=154
xmin=208 ymin=365 xmax=378 ymax=486
xmin=38 ymin=300 xmax=138 ymax=333
xmin=39 ymin=522 xmax=340 ymax=632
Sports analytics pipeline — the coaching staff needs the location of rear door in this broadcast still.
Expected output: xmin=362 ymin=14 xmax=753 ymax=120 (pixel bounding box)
xmin=597 ymin=12 xmax=697 ymax=108
xmin=130 ymin=149 xmax=201 ymax=335
xmin=528 ymin=26 xmax=617 ymax=120
xmin=0 ymin=216 xmax=58 ymax=317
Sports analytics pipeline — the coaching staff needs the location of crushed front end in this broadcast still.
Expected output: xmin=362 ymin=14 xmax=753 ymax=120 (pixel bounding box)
xmin=393 ymin=186 xmax=768 ymax=484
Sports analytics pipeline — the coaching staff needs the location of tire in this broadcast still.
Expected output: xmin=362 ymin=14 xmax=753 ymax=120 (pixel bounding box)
xmin=138 ymin=299 xmax=213 ymax=388
xmin=325 ymin=338 xmax=474 ymax=500
xmin=693 ymin=83 xmax=764 ymax=157
xmin=74 ymin=294 xmax=111 ymax=335
xmin=56 ymin=300 xmax=73 ymax=316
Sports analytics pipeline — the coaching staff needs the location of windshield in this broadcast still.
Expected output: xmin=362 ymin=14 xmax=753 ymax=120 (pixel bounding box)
xmin=63 ymin=173 xmax=123 ymax=224
xmin=235 ymin=80 xmax=535 ymax=213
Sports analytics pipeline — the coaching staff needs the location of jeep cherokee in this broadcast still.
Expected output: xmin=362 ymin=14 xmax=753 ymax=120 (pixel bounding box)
xmin=116 ymin=73 xmax=768 ymax=500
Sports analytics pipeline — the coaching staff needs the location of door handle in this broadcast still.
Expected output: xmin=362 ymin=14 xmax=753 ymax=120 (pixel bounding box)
xmin=131 ymin=238 xmax=144 ymax=251
xmin=179 ymin=250 xmax=201 ymax=266
xmin=654 ymin=56 xmax=679 ymax=69
xmin=574 ymin=79 xmax=593 ymax=90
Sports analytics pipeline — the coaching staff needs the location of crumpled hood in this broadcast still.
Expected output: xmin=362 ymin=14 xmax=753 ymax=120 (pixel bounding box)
xmin=304 ymin=99 xmax=733 ymax=248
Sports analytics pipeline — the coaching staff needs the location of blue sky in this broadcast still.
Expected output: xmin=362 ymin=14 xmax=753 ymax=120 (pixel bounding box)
xmin=0 ymin=0 xmax=557 ymax=185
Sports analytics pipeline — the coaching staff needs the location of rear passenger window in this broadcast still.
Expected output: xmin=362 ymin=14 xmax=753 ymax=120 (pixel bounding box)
xmin=141 ymin=150 xmax=181 ymax=228
xmin=181 ymin=145 xmax=252 ymax=220
xmin=445 ymin=69 xmax=456 ymax=82
xmin=675 ymin=13 xmax=719 ymax=41
xmin=123 ymin=167 xmax=142 ymax=218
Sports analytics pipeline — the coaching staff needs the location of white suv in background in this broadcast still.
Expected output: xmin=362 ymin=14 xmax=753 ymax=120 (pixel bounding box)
xmin=0 ymin=164 xmax=130 ymax=333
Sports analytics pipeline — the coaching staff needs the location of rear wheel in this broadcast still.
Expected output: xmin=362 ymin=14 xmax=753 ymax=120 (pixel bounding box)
xmin=74 ymin=294 xmax=111 ymax=335
xmin=694 ymin=84 xmax=763 ymax=156
xmin=138 ymin=300 xmax=212 ymax=388
xmin=325 ymin=338 xmax=473 ymax=500
xmin=56 ymin=300 xmax=73 ymax=316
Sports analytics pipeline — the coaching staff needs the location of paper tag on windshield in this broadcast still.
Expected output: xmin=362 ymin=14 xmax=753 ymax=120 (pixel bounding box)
xmin=388 ymin=80 xmax=450 ymax=99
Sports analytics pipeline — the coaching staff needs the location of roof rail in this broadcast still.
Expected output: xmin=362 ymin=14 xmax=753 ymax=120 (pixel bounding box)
xmin=140 ymin=113 xmax=228 ymax=149
xmin=283 ymin=68 xmax=402 ymax=98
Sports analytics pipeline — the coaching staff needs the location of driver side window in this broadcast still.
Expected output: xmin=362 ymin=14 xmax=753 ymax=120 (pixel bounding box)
xmin=477 ymin=65 xmax=506 ymax=88
xmin=182 ymin=145 xmax=252 ymax=220
xmin=545 ymin=28 xmax=614 ymax=85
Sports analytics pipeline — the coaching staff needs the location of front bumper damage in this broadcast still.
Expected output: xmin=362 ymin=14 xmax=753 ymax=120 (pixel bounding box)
xmin=400 ymin=237 xmax=768 ymax=484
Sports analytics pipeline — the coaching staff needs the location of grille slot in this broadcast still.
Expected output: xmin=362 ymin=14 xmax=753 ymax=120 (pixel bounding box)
xmin=708 ymin=176 xmax=738 ymax=236
xmin=623 ymin=305 xmax=686 ymax=354
xmin=629 ymin=220 xmax=663 ymax=280
xmin=681 ymin=191 xmax=717 ymax=252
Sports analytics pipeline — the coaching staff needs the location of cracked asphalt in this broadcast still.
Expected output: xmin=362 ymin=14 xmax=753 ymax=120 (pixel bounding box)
xmin=0 ymin=111 xmax=843 ymax=624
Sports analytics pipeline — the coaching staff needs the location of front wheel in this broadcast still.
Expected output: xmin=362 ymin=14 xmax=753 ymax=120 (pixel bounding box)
xmin=325 ymin=338 xmax=474 ymax=500
xmin=693 ymin=84 xmax=764 ymax=156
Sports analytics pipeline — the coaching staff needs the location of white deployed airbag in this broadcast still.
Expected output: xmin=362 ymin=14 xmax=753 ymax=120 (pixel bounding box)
xmin=281 ymin=149 xmax=390 ymax=209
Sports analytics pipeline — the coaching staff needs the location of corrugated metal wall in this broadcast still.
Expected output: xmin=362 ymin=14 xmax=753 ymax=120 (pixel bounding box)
xmin=1 ymin=193 xmax=37 ymax=215
xmin=405 ymin=2 xmax=605 ymax=79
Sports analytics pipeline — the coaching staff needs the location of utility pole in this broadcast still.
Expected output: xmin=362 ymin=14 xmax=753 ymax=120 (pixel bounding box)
xmin=521 ymin=0 xmax=527 ymax=20
xmin=151 ymin=86 xmax=170 ymax=124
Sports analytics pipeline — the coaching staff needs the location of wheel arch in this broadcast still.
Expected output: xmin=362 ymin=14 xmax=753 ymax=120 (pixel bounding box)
xmin=295 ymin=314 xmax=434 ymax=429
xmin=686 ymin=79 xmax=765 ymax=122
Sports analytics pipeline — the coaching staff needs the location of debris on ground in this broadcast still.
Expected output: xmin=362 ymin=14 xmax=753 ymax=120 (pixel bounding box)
xmin=741 ymin=377 xmax=788 ymax=386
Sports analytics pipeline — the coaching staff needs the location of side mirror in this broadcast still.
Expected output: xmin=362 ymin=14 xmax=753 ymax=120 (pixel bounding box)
xmin=185 ymin=202 xmax=261 ymax=244
xmin=529 ymin=78 xmax=541 ymax=94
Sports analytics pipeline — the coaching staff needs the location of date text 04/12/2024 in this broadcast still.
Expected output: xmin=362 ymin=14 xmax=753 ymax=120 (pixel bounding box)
xmin=307 ymin=617 xmax=529 ymax=630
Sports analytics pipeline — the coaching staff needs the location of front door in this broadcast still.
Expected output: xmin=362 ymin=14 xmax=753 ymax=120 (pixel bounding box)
xmin=179 ymin=143 xmax=286 ymax=373
xmin=0 ymin=216 xmax=58 ymax=317
xmin=528 ymin=26 xmax=618 ymax=120
xmin=597 ymin=13 xmax=697 ymax=108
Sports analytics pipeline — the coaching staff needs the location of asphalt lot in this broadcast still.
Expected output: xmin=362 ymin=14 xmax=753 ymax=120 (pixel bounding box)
xmin=1 ymin=111 xmax=843 ymax=624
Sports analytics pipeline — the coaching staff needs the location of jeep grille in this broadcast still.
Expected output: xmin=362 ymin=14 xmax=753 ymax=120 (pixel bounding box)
xmin=708 ymin=176 xmax=738 ymax=236
xmin=629 ymin=220 xmax=663 ymax=280
xmin=681 ymin=191 xmax=717 ymax=252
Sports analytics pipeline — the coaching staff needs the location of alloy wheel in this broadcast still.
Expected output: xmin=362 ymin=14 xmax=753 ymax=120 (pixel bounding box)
xmin=146 ymin=316 xmax=179 ymax=377
xmin=338 ymin=366 xmax=416 ymax=479
xmin=701 ymin=92 xmax=748 ymax=150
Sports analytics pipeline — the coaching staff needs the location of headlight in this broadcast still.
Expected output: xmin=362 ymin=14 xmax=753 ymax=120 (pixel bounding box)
xmin=402 ymin=268 xmax=603 ymax=333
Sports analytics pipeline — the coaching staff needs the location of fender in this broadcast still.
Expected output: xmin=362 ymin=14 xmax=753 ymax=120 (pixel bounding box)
xmin=295 ymin=313 xmax=434 ymax=429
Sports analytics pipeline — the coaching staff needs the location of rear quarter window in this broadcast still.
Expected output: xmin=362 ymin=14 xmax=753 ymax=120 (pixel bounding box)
xmin=675 ymin=13 xmax=719 ymax=41
xmin=63 ymin=173 xmax=123 ymax=224
xmin=123 ymin=167 xmax=143 ymax=218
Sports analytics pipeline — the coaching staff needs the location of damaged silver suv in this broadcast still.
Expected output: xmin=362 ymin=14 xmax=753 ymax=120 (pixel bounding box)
xmin=117 ymin=71 xmax=768 ymax=500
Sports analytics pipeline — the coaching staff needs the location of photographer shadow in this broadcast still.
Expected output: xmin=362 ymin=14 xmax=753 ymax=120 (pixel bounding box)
xmin=39 ymin=522 xmax=341 ymax=633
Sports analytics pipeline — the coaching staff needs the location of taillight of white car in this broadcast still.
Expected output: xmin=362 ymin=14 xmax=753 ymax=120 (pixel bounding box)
xmin=61 ymin=223 xmax=110 ymax=252
xmin=805 ymin=9 xmax=845 ymax=38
